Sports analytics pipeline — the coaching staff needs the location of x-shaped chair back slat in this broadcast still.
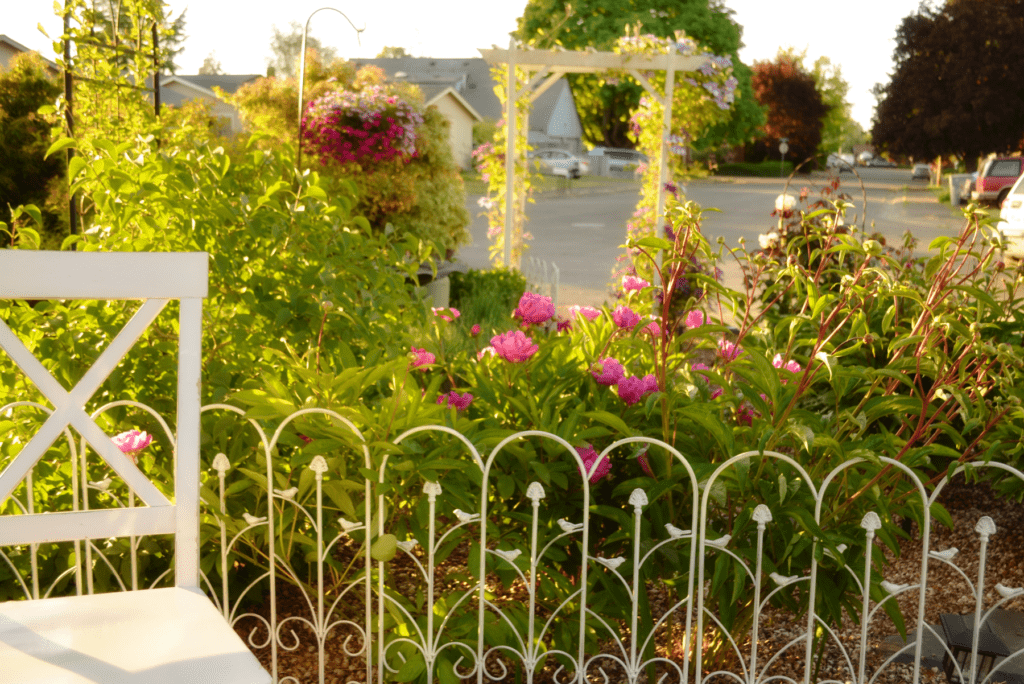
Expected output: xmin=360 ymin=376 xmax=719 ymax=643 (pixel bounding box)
xmin=0 ymin=251 xmax=208 ymax=588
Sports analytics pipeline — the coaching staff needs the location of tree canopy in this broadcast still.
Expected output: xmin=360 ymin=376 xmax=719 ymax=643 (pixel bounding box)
xmin=268 ymin=22 xmax=337 ymax=79
xmin=872 ymin=0 xmax=1024 ymax=169
xmin=516 ymin=0 xmax=763 ymax=149
xmin=747 ymin=54 xmax=828 ymax=166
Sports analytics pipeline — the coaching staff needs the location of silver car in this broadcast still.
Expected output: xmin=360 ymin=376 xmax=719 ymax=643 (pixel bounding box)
xmin=528 ymin=149 xmax=589 ymax=179
xmin=912 ymin=163 xmax=930 ymax=180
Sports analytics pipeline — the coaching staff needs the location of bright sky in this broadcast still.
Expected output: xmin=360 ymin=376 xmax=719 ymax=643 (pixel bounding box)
xmin=6 ymin=0 xmax=926 ymax=130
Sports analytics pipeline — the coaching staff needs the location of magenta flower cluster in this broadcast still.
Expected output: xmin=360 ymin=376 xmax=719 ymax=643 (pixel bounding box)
xmin=437 ymin=391 xmax=473 ymax=410
xmin=301 ymin=86 xmax=423 ymax=166
xmin=576 ymin=445 xmax=612 ymax=484
xmin=491 ymin=331 xmax=539 ymax=363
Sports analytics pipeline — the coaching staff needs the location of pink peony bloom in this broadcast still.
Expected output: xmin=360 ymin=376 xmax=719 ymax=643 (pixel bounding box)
xmin=612 ymin=305 xmax=641 ymax=330
xmin=622 ymin=275 xmax=650 ymax=292
xmin=641 ymin=374 xmax=659 ymax=394
xmin=491 ymin=331 xmax=539 ymax=363
xmin=718 ymin=339 xmax=743 ymax=362
xmin=112 ymin=429 xmax=152 ymax=464
xmin=772 ymin=353 xmax=803 ymax=374
xmin=569 ymin=305 xmax=601 ymax=320
xmin=557 ymin=318 xmax=572 ymax=333
xmin=691 ymin=363 xmax=711 ymax=383
xmin=710 ymin=386 xmax=724 ymax=399
xmin=685 ymin=310 xmax=705 ymax=329
xmin=514 ymin=292 xmax=555 ymax=325
xmin=617 ymin=375 xmax=646 ymax=405
xmin=644 ymin=319 xmax=661 ymax=338
xmin=477 ymin=346 xmax=496 ymax=360
xmin=432 ymin=307 xmax=461 ymax=322
xmin=470 ymin=324 xmax=481 ymax=337
xmin=591 ymin=357 xmax=625 ymax=386
xmin=437 ymin=391 xmax=473 ymax=410
xmin=576 ymin=445 xmax=611 ymax=484
xmin=410 ymin=347 xmax=435 ymax=369
xmin=736 ymin=403 xmax=756 ymax=426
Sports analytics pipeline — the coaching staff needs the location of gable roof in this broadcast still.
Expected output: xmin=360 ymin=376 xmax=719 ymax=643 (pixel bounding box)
xmin=422 ymin=85 xmax=483 ymax=122
xmin=0 ymin=34 xmax=59 ymax=72
xmin=350 ymin=57 xmax=577 ymax=132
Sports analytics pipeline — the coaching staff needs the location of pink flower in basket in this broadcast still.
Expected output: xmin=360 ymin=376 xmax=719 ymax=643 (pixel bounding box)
xmin=112 ymin=430 xmax=152 ymax=464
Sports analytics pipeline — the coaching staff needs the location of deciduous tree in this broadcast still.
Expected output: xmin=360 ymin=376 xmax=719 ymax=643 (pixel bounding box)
xmin=268 ymin=22 xmax=337 ymax=79
xmin=747 ymin=54 xmax=828 ymax=166
xmin=516 ymin=0 xmax=763 ymax=149
xmin=872 ymin=0 xmax=1024 ymax=170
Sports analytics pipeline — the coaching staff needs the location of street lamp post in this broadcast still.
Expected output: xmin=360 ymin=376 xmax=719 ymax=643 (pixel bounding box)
xmin=295 ymin=8 xmax=364 ymax=174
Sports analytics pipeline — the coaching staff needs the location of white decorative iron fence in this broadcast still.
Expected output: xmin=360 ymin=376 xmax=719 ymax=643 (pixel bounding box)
xmin=522 ymin=257 xmax=560 ymax=311
xmin=2 ymin=403 xmax=1024 ymax=684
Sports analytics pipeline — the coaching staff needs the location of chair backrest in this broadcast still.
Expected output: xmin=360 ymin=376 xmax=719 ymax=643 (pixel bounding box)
xmin=0 ymin=251 xmax=208 ymax=590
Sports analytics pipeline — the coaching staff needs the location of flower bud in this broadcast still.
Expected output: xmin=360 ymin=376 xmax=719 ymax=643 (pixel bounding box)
xmin=321 ymin=300 xmax=334 ymax=311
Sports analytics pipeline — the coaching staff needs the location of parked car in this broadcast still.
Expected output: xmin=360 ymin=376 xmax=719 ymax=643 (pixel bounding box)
xmin=972 ymin=156 xmax=1024 ymax=205
xmin=997 ymin=172 xmax=1024 ymax=256
xmin=827 ymin=153 xmax=854 ymax=173
xmin=587 ymin=146 xmax=648 ymax=173
xmin=528 ymin=149 xmax=589 ymax=179
xmin=865 ymin=157 xmax=897 ymax=167
xmin=911 ymin=163 xmax=930 ymax=180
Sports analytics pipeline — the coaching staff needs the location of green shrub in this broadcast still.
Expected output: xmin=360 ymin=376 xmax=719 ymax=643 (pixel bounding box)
xmin=449 ymin=267 xmax=526 ymax=337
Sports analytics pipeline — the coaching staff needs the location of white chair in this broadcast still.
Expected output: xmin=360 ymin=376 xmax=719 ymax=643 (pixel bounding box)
xmin=0 ymin=251 xmax=270 ymax=684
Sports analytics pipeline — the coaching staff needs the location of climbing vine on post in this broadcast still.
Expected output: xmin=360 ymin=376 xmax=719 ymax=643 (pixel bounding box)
xmin=615 ymin=28 xmax=737 ymax=283
xmin=473 ymin=62 xmax=537 ymax=269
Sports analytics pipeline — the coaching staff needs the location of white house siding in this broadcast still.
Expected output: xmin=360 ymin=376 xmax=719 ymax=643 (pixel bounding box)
xmin=427 ymin=93 xmax=478 ymax=170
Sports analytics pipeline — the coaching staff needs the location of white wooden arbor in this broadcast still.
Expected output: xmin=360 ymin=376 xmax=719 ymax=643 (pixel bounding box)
xmin=0 ymin=251 xmax=270 ymax=684
xmin=479 ymin=41 xmax=711 ymax=269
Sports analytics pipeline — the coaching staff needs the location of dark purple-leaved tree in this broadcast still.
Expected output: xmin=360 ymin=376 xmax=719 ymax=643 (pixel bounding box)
xmin=746 ymin=55 xmax=828 ymax=166
xmin=871 ymin=0 xmax=1024 ymax=171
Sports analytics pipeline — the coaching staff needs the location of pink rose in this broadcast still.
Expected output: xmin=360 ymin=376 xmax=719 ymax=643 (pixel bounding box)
xmin=432 ymin=307 xmax=461 ymax=322
xmin=470 ymin=324 xmax=481 ymax=337
xmin=576 ymin=445 xmax=611 ymax=484
xmin=410 ymin=347 xmax=435 ymax=369
xmin=569 ymin=305 xmax=601 ymax=320
xmin=514 ymin=292 xmax=555 ymax=325
xmin=591 ymin=357 xmax=625 ymax=386
xmin=612 ymin=305 xmax=641 ymax=330
xmin=437 ymin=391 xmax=473 ymax=410
xmin=491 ymin=331 xmax=539 ymax=363
xmin=685 ymin=310 xmax=705 ymax=328
xmin=621 ymin=275 xmax=650 ymax=292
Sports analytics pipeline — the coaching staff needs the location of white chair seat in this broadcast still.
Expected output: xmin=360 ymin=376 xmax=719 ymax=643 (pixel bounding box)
xmin=0 ymin=587 xmax=271 ymax=683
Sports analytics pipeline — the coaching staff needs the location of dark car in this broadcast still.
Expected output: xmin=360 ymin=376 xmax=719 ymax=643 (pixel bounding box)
xmin=972 ymin=156 xmax=1024 ymax=205
xmin=866 ymin=157 xmax=897 ymax=167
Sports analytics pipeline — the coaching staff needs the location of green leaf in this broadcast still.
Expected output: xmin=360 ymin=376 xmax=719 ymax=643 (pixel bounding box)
xmin=394 ymin=654 xmax=426 ymax=682
xmin=45 ymin=137 xmax=76 ymax=159
xmin=583 ymin=410 xmax=632 ymax=438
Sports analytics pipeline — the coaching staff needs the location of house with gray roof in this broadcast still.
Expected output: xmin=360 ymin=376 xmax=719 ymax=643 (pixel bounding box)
xmin=351 ymin=57 xmax=585 ymax=155
xmin=155 ymin=74 xmax=260 ymax=135
xmin=0 ymin=34 xmax=58 ymax=74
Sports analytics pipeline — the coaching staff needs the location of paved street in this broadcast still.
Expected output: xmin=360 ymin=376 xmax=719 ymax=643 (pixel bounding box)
xmin=458 ymin=168 xmax=971 ymax=307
